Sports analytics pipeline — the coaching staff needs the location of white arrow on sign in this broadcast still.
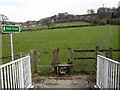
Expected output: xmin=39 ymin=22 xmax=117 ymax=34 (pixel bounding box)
xmin=4 ymin=27 xmax=5 ymax=31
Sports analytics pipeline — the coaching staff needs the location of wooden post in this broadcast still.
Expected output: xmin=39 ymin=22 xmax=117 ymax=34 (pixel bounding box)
xmin=53 ymin=49 xmax=58 ymax=74
xmin=18 ymin=52 xmax=22 ymax=58
xmin=57 ymin=48 xmax=60 ymax=64
xmin=95 ymin=46 xmax=100 ymax=57
xmin=53 ymin=49 xmax=57 ymax=66
xmin=95 ymin=46 xmax=100 ymax=72
xmin=68 ymin=48 xmax=71 ymax=63
xmin=68 ymin=48 xmax=73 ymax=64
xmin=68 ymin=48 xmax=73 ymax=74
xmin=95 ymin=46 xmax=100 ymax=60
xmin=106 ymin=51 xmax=109 ymax=58
xmin=109 ymin=48 xmax=113 ymax=59
xmin=30 ymin=50 xmax=37 ymax=74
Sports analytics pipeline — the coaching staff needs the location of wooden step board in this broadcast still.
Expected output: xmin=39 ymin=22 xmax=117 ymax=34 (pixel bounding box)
xmin=55 ymin=63 xmax=72 ymax=67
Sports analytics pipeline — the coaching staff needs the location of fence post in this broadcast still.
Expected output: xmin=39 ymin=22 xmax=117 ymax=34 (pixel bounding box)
xmin=57 ymin=48 xmax=60 ymax=64
xmin=95 ymin=46 xmax=100 ymax=64
xmin=68 ymin=48 xmax=73 ymax=64
xmin=109 ymin=48 xmax=113 ymax=59
xmin=106 ymin=51 xmax=109 ymax=58
xmin=53 ymin=49 xmax=57 ymax=66
xmin=53 ymin=49 xmax=58 ymax=74
xmin=30 ymin=50 xmax=37 ymax=74
xmin=68 ymin=48 xmax=73 ymax=74
xmin=18 ymin=52 xmax=22 ymax=58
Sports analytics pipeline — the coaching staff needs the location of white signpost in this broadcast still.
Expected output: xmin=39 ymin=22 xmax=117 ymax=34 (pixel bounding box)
xmin=2 ymin=25 xmax=21 ymax=61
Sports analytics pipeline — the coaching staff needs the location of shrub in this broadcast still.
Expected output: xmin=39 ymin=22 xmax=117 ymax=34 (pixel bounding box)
xmin=98 ymin=19 xmax=107 ymax=25
xmin=107 ymin=18 xmax=120 ymax=25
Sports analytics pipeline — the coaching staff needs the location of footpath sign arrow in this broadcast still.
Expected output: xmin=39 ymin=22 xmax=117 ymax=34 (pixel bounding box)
xmin=2 ymin=25 xmax=21 ymax=33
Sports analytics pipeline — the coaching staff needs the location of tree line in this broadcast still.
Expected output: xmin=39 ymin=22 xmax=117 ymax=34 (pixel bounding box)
xmin=0 ymin=6 xmax=120 ymax=29
xmin=40 ymin=6 xmax=120 ymax=28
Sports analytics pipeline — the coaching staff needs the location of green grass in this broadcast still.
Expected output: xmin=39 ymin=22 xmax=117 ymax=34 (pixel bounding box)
xmin=54 ymin=21 xmax=91 ymax=27
xmin=2 ymin=25 xmax=119 ymax=75
xmin=22 ymin=25 xmax=46 ymax=30
xmin=22 ymin=21 xmax=91 ymax=30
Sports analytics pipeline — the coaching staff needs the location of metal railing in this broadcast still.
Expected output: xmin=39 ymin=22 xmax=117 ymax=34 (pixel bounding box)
xmin=96 ymin=55 xmax=120 ymax=89
xmin=0 ymin=55 xmax=33 ymax=89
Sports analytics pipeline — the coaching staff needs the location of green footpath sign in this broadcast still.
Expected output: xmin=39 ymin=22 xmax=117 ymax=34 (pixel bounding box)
xmin=2 ymin=25 xmax=21 ymax=33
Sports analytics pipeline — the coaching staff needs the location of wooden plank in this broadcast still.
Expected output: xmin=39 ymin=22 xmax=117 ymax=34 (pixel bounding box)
xmin=73 ymin=64 xmax=95 ymax=66
xmin=37 ymin=65 xmax=51 ymax=68
xmin=74 ymin=50 xmax=95 ymax=52
xmin=37 ymin=52 xmax=53 ymax=54
xmin=74 ymin=49 xmax=120 ymax=52
xmin=0 ymin=55 xmax=19 ymax=59
xmin=22 ymin=53 xmax=29 ymax=56
xmin=74 ymin=57 xmax=95 ymax=60
xmin=55 ymin=63 xmax=72 ymax=67
xmin=112 ymin=50 xmax=120 ymax=52
xmin=112 ymin=57 xmax=120 ymax=59
xmin=37 ymin=59 xmax=53 ymax=61
xmin=74 ymin=69 xmax=96 ymax=73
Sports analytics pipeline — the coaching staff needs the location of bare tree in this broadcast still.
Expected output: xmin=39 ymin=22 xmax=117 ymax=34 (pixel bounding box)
xmin=41 ymin=18 xmax=54 ymax=29
xmin=87 ymin=9 xmax=95 ymax=15
xmin=0 ymin=14 xmax=9 ymax=24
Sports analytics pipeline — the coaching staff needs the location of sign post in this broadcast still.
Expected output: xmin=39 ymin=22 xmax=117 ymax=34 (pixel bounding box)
xmin=10 ymin=33 xmax=14 ymax=61
xmin=2 ymin=25 xmax=21 ymax=61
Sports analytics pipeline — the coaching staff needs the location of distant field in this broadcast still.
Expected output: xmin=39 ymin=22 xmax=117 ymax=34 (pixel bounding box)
xmin=2 ymin=25 xmax=119 ymax=75
xmin=22 ymin=21 xmax=91 ymax=30
xmin=54 ymin=21 xmax=91 ymax=27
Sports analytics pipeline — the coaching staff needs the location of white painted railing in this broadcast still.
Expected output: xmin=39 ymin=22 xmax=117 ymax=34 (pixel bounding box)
xmin=0 ymin=55 xmax=33 ymax=89
xmin=97 ymin=55 xmax=120 ymax=89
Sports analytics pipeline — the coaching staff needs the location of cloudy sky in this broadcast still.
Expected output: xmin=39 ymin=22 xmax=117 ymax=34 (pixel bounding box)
xmin=0 ymin=0 xmax=119 ymax=22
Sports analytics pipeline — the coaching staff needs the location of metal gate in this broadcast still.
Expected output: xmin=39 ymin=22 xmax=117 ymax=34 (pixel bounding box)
xmin=0 ymin=55 xmax=33 ymax=89
xmin=96 ymin=55 xmax=120 ymax=89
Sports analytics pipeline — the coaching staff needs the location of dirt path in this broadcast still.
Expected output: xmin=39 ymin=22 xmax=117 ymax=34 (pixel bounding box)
xmin=32 ymin=74 xmax=95 ymax=88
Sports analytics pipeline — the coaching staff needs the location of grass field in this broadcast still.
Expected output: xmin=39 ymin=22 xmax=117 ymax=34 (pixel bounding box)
xmin=2 ymin=25 xmax=119 ymax=75
xmin=53 ymin=21 xmax=91 ymax=27
xmin=22 ymin=21 xmax=91 ymax=30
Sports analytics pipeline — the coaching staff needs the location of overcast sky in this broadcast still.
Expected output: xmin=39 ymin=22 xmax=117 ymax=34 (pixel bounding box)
xmin=0 ymin=0 xmax=119 ymax=22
